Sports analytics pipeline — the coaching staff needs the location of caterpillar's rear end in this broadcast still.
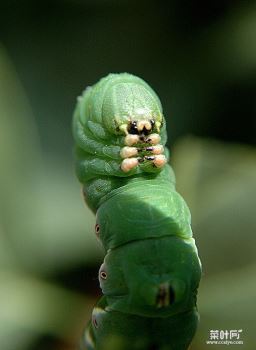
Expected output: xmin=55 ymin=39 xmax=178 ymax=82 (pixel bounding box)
xmin=72 ymin=73 xmax=201 ymax=350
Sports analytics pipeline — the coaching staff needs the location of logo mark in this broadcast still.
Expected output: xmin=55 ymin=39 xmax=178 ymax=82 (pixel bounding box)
xmin=206 ymin=329 xmax=243 ymax=345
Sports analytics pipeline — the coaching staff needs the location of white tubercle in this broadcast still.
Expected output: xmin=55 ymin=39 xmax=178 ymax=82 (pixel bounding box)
xmin=151 ymin=145 xmax=164 ymax=155
xmin=137 ymin=120 xmax=152 ymax=131
xmin=155 ymin=121 xmax=162 ymax=133
xmin=146 ymin=134 xmax=161 ymax=145
xmin=121 ymin=158 xmax=139 ymax=172
xmin=125 ymin=134 xmax=140 ymax=146
xmin=120 ymin=146 xmax=138 ymax=158
xmin=119 ymin=124 xmax=129 ymax=135
xmin=153 ymin=155 xmax=167 ymax=168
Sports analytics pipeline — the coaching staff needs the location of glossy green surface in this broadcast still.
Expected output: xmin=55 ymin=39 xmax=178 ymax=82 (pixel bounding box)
xmin=82 ymin=296 xmax=199 ymax=350
xmin=72 ymin=73 xmax=168 ymax=211
xmin=97 ymin=174 xmax=192 ymax=250
xmin=73 ymin=73 xmax=201 ymax=349
xmin=100 ymin=236 xmax=201 ymax=318
xmin=75 ymin=73 xmax=163 ymax=135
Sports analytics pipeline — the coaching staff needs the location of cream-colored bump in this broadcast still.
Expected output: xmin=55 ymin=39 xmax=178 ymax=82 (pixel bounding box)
xmin=125 ymin=134 xmax=140 ymax=146
xmin=155 ymin=121 xmax=161 ymax=132
xmin=121 ymin=158 xmax=138 ymax=172
xmin=151 ymin=145 xmax=164 ymax=155
xmin=120 ymin=146 xmax=138 ymax=158
xmin=93 ymin=306 xmax=106 ymax=316
xmin=137 ymin=120 xmax=152 ymax=131
xmin=146 ymin=134 xmax=161 ymax=145
xmin=119 ymin=124 xmax=128 ymax=135
xmin=153 ymin=155 xmax=167 ymax=168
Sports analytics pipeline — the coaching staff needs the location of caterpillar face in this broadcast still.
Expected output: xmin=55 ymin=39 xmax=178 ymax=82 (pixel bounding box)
xmin=117 ymin=108 xmax=163 ymax=138
xmin=100 ymin=80 xmax=166 ymax=172
xmin=102 ymin=81 xmax=163 ymax=137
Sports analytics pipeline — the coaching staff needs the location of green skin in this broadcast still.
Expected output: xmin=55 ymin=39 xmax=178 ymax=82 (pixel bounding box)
xmin=73 ymin=73 xmax=202 ymax=350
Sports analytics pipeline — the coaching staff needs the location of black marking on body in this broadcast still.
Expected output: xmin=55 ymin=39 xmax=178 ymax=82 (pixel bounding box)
xmin=150 ymin=119 xmax=155 ymax=128
xmin=129 ymin=121 xmax=138 ymax=134
xmin=145 ymin=156 xmax=155 ymax=161
xmin=141 ymin=128 xmax=150 ymax=136
xmin=128 ymin=121 xmax=151 ymax=136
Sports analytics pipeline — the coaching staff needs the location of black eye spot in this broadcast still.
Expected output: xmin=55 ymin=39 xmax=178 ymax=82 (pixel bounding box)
xmin=145 ymin=156 xmax=155 ymax=161
xmin=150 ymin=119 xmax=155 ymax=127
xmin=95 ymin=224 xmax=100 ymax=236
xmin=129 ymin=121 xmax=138 ymax=134
xmin=142 ymin=127 xmax=150 ymax=136
xmin=100 ymin=271 xmax=107 ymax=280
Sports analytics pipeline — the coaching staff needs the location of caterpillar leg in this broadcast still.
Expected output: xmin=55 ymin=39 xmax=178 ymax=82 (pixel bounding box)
xmin=124 ymin=133 xmax=161 ymax=146
xmin=120 ymin=120 xmax=165 ymax=169
xmin=120 ymin=145 xmax=164 ymax=159
xmin=120 ymin=155 xmax=167 ymax=173
xmin=120 ymin=143 xmax=166 ymax=173
xmin=76 ymin=147 xmax=167 ymax=182
xmin=75 ymin=119 xmax=166 ymax=174
xmin=143 ymin=154 xmax=167 ymax=168
xmin=74 ymin=111 xmax=167 ymax=176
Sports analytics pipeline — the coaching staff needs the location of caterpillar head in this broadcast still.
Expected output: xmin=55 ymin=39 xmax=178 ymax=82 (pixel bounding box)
xmin=102 ymin=80 xmax=163 ymax=137
xmin=98 ymin=236 xmax=201 ymax=317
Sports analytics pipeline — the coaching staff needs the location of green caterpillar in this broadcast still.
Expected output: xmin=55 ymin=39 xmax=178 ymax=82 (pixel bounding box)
xmin=73 ymin=73 xmax=201 ymax=350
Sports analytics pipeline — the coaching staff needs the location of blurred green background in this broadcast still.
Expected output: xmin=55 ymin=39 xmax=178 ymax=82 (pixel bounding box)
xmin=0 ymin=1 xmax=255 ymax=349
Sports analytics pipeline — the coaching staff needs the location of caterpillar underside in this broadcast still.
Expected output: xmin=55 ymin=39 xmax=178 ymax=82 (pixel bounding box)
xmin=72 ymin=73 xmax=201 ymax=350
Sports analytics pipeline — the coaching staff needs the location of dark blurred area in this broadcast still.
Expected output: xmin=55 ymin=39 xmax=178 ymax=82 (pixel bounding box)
xmin=0 ymin=1 xmax=255 ymax=349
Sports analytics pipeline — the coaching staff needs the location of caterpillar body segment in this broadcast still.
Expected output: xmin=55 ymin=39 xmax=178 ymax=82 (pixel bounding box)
xmin=81 ymin=296 xmax=199 ymax=350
